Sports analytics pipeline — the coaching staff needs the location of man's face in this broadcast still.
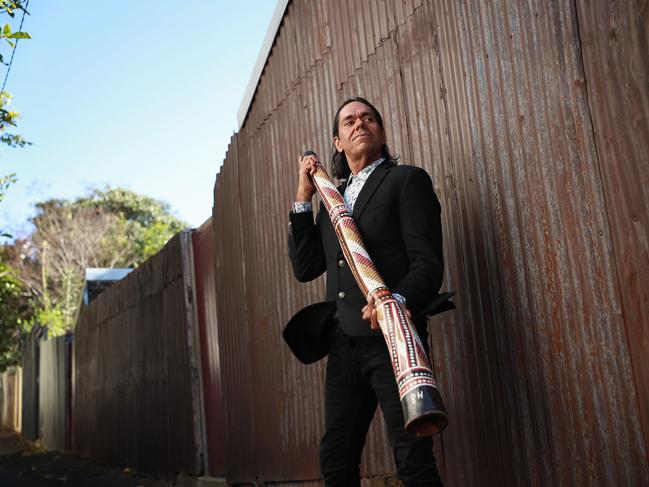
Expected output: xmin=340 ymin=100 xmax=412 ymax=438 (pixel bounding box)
xmin=333 ymin=101 xmax=386 ymax=163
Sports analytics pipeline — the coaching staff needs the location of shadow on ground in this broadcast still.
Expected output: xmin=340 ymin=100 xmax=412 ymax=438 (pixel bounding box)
xmin=0 ymin=430 xmax=174 ymax=487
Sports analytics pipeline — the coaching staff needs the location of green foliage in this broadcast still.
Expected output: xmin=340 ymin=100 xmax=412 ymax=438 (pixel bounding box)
xmin=0 ymin=1 xmax=28 ymax=18
xmin=0 ymin=258 xmax=29 ymax=370
xmin=0 ymin=170 xmax=15 ymax=202
xmin=0 ymin=91 xmax=30 ymax=149
xmin=32 ymin=303 xmax=64 ymax=336
xmin=77 ymin=187 xmax=187 ymax=266
xmin=79 ymin=187 xmax=184 ymax=229
xmin=0 ymin=0 xmax=31 ymax=144
xmin=2 ymin=187 xmax=187 ymax=343
xmin=0 ymin=1 xmax=32 ymax=370
xmin=0 ymin=93 xmax=24 ymax=237
xmin=1 ymin=20 xmax=30 ymax=51
xmin=0 ymin=1 xmax=31 ymax=241
xmin=1 ymin=171 xmax=16 ymax=237
xmin=1 ymin=186 xmax=187 ymax=368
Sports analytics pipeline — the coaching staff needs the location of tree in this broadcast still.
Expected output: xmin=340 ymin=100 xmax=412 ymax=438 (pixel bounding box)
xmin=0 ymin=187 xmax=187 ymax=367
xmin=23 ymin=201 xmax=126 ymax=333
xmin=0 ymin=256 xmax=28 ymax=370
xmin=76 ymin=187 xmax=187 ymax=266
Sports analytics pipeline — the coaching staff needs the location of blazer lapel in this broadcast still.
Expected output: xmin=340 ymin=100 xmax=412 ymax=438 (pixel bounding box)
xmin=352 ymin=159 xmax=391 ymax=221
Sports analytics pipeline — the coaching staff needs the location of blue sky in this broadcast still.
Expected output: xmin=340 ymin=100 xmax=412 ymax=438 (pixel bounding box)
xmin=0 ymin=1 xmax=277 ymax=235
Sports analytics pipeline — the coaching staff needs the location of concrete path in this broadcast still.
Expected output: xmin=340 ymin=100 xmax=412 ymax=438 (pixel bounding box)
xmin=0 ymin=430 xmax=174 ymax=486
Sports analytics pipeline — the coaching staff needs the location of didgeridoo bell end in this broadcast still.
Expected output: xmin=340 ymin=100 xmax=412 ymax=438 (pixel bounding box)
xmin=402 ymin=385 xmax=449 ymax=437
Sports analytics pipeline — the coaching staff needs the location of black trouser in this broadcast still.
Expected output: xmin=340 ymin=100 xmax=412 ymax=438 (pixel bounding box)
xmin=319 ymin=323 xmax=443 ymax=486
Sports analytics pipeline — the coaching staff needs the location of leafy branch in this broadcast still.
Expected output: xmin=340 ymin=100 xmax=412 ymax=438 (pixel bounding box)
xmin=0 ymin=0 xmax=29 ymax=65
xmin=0 ymin=171 xmax=16 ymax=237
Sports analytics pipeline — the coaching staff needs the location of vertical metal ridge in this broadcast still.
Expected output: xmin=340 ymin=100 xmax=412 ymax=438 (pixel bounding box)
xmin=192 ymin=219 xmax=226 ymax=475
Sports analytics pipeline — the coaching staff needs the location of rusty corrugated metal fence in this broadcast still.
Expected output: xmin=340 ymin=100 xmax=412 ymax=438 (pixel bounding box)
xmin=211 ymin=0 xmax=649 ymax=484
xmin=72 ymin=232 xmax=205 ymax=476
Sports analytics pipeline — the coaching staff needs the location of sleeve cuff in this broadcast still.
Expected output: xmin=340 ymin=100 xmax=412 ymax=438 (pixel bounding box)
xmin=393 ymin=293 xmax=406 ymax=306
xmin=292 ymin=201 xmax=312 ymax=213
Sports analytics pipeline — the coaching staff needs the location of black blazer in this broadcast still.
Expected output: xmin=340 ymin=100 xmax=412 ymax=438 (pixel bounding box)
xmin=286 ymin=160 xmax=454 ymax=362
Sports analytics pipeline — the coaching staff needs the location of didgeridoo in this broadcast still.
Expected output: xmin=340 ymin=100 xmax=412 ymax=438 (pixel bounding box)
xmin=304 ymin=150 xmax=448 ymax=436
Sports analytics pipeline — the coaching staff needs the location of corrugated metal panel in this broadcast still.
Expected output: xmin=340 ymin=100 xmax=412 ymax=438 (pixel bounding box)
xmin=211 ymin=0 xmax=649 ymax=484
xmin=39 ymin=335 xmax=70 ymax=450
xmin=212 ymin=138 xmax=254 ymax=481
xmin=575 ymin=0 xmax=649 ymax=457
xmin=438 ymin=1 xmax=646 ymax=484
xmin=72 ymin=232 xmax=205 ymax=476
xmin=192 ymin=218 xmax=226 ymax=476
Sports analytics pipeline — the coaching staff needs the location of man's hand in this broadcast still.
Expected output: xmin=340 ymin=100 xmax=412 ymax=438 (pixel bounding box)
xmin=362 ymin=295 xmax=380 ymax=331
xmin=362 ymin=295 xmax=412 ymax=331
xmin=296 ymin=153 xmax=318 ymax=202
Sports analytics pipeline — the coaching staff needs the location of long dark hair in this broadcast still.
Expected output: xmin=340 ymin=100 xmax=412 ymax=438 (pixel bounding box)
xmin=330 ymin=96 xmax=398 ymax=179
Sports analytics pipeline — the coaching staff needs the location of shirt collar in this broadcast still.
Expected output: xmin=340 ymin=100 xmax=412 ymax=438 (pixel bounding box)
xmin=348 ymin=158 xmax=384 ymax=184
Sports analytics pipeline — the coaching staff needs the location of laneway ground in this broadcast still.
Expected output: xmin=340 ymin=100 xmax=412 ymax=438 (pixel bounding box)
xmin=0 ymin=430 xmax=174 ymax=487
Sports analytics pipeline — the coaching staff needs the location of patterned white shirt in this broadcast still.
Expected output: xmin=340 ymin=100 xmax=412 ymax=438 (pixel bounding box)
xmin=292 ymin=158 xmax=384 ymax=213
xmin=343 ymin=158 xmax=384 ymax=211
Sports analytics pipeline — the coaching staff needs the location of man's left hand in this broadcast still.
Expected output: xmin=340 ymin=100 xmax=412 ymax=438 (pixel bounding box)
xmin=362 ymin=295 xmax=412 ymax=331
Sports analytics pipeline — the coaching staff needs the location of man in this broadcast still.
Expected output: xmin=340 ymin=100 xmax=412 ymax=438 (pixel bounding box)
xmin=286 ymin=97 xmax=447 ymax=486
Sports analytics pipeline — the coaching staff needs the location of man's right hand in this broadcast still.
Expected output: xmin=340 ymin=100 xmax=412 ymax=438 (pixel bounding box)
xmin=296 ymin=153 xmax=318 ymax=202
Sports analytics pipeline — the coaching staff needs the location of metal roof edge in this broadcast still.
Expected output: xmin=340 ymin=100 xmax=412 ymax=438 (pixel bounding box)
xmin=236 ymin=0 xmax=290 ymax=130
xmin=85 ymin=267 xmax=133 ymax=281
